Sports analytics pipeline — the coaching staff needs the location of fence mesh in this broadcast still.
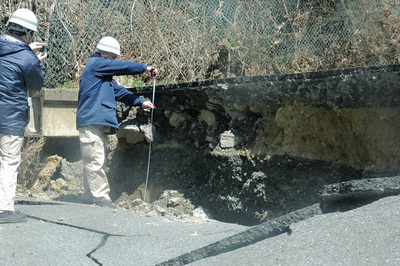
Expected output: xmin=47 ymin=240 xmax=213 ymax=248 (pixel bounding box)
xmin=1 ymin=0 xmax=400 ymax=88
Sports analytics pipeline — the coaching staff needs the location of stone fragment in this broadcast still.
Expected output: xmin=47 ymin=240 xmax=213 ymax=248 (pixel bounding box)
xmin=140 ymin=123 xmax=153 ymax=142
xmin=169 ymin=112 xmax=186 ymax=127
xmin=200 ymin=109 xmax=216 ymax=126
xmin=220 ymin=130 xmax=235 ymax=148
xmin=117 ymin=124 xmax=145 ymax=144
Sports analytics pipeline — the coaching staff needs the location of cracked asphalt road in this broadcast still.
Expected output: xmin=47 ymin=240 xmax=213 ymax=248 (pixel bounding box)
xmin=1 ymin=194 xmax=400 ymax=265
xmin=0 ymin=200 xmax=247 ymax=265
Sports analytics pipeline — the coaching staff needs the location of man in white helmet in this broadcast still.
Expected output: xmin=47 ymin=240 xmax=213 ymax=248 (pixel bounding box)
xmin=0 ymin=8 xmax=47 ymax=223
xmin=76 ymin=36 xmax=157 ymax=208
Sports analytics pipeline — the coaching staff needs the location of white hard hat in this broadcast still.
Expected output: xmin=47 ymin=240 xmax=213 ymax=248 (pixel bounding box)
xmin=8 ymin=8 xmax=38 ymax=32
xmin=96 ymin=36 xmax=121 ymax=55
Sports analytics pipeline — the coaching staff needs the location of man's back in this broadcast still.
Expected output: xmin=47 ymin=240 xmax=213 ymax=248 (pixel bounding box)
xmin=0 ymin=33 xmax=44 ymax=136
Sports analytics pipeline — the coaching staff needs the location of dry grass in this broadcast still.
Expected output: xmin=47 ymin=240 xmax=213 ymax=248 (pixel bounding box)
xmin=19 ymin=137 xmax=46 ymax=187
xmin=2 ymin=0 xmax=400 ymax=86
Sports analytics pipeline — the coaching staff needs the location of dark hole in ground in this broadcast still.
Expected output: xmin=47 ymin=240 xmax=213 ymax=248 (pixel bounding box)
xmin=32 ymin=137 xmax=394 ymax=226
xmin=42 ymin=137 xmax=81 ymax=162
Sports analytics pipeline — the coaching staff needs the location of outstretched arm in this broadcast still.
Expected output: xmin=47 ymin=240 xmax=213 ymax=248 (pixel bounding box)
xmin=145 ymin=67 xmax=158 ymax=77
xmin=141 ymin=100 xmax=156 ymax=109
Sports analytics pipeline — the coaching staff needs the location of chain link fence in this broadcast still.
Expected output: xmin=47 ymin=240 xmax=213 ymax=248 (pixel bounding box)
xmin=1 ymin=0 xmax=400 ymax=88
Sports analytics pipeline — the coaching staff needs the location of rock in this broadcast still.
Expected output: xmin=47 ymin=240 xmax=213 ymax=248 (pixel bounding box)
xmin=30 ymin=155 xmax=62 ymax=192
xmin=117 ymin=124 xmax=145 ymax=144
xmin=193 ymin=206 xmax=212 ymax=220
xmin=51 ymin=178 xmax=68 ymax=193
xmin=167 ymin=197 xmax=185 ymax=207
xmin=200 ymin=110 xmax=216 ymax=126
xmin=169 ymin=112 xmax=186 ymax=127
xmin=155 ymin=206 xmax=166 ymax=215
xmin=131 ymin=198 xmax=144 ymax=207
xmin=117 ymin=201 xmax=132 ymax=210
xmin=220 ymin=130 xmax=235 ymax=148
xmin=140 ymin=123 xmax=153 ymax=143
xmin=145 ymin=210 xmax=158 ymax=217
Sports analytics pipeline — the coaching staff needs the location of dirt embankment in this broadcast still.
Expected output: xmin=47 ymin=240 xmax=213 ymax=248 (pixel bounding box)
xmin=20 ymin=65 xmax=400 ymax=225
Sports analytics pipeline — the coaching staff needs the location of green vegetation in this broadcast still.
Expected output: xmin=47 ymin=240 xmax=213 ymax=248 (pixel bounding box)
xmin=55 ymin=81 xmax=79 ymax=89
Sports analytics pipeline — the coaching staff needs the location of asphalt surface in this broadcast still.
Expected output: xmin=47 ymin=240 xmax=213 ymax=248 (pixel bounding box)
xmin=1 ymin=195 xmax=399 ymax=266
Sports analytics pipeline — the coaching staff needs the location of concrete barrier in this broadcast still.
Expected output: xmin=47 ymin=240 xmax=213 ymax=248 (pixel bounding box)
xmin=26 ymin=88 xmax=79 ymax=137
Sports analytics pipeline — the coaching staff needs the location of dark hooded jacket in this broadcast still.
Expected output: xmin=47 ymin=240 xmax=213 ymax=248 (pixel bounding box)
xmin=76 ymin=53 xmax=147 ymax=130
xmin=0 ymin=34 xmax=44 ymax=136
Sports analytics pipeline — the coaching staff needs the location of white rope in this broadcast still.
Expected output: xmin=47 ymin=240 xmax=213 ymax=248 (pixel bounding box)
xmin=143 ymin=77 xmax=156 ymax=202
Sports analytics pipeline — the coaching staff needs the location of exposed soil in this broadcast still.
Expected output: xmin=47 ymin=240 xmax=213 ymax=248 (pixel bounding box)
xmin=17 ymin=108 xmax=394 ymax=226
xmin=17 ymin=137 xmax=367 ymax=226
xmin=17 ymin=67 xmax=400 ymax=226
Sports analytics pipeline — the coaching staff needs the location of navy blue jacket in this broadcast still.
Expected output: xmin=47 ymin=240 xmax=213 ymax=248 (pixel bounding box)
xmin=0 ymin=34 xmax=44 ymax=136
xmin=76 ymin=53 xmax=147 ymax=130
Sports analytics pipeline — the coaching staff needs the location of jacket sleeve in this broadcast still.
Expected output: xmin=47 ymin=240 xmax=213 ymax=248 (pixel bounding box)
xmin=24 ymin=53 xmax=45 ymax=91
xmin=94 ymin=58 xmax=147 ymax=77
xmin=113 ymin=81 xmax=145 ymax=107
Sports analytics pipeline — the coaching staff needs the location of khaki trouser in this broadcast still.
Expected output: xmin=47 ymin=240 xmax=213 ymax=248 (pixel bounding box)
xmin=0 ymin=134 xmax=24 ymax=212
xmin=79 ymin=125 xmax=111 ymax=202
